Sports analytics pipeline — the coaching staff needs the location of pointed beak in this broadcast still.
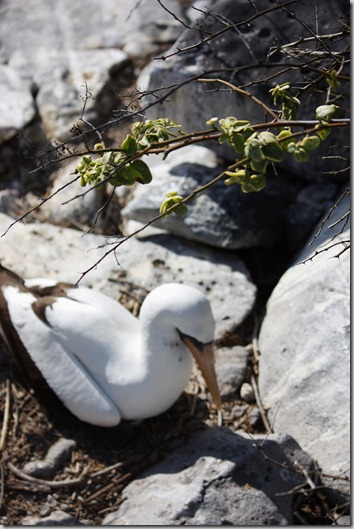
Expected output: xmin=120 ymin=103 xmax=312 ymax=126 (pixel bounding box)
xmin=179 ymin=332 xmax=221 ymax=409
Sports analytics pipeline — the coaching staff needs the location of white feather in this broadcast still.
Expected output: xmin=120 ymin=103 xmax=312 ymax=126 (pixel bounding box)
xmin=3 ymin=282 xmax=215 ymax=426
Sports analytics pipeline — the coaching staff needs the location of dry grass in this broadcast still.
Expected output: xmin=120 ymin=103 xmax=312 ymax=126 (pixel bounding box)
xmin=0 ymin=293 xmax=345 ymax=525
xmin=0 ymin=358 xmax=262 ymax=525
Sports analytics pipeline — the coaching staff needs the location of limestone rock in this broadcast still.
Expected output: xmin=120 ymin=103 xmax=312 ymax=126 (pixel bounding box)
xmin=0 ymin=0 xmax=186 ymax=140
xmin=215 ymin=346 xmax=249 ymax=398
xmin=258 ymin=189 xmax=350 ymax=494
xmin=23 ymin=438 xmax=76 ymax=480
xmin=0 ymin=212 xmax=256 ymax=341
xmin=102 ymin=427 xmax=314 ymax=525
xmin=21 ymin=509 xmax=87 ymax=526
xmin=0 ymin=65 xmax=35 ymax=144
xmin=139 ymin=0 xmax=350 ymax=181
xmin=122 ymin=145 xmax=302 ymax=250
xmin=32 ymin=48 xmax=129 ymax=140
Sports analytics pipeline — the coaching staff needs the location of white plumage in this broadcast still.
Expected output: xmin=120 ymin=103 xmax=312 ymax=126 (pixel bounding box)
xmin=0 ymin=265 xmax=220 ymax=427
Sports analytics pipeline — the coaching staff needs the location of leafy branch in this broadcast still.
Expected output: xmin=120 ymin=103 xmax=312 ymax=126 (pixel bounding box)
xmin=73 ymin=79 xmax=348 ymax=211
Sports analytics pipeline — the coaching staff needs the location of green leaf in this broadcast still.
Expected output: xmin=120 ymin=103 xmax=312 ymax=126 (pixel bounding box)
xmin=244 ymin=135 xmax=264 ymax=162
xmin=277 ymin=129 xmax=293 ymax=148
xmin=326 ymin=70 xmax=341 ymax=92
xmin=219 ymin=117 xmax=238 ymax=130
xmin=160 ymin=191 xmax=187 ymax=217
xmin=93 ymin=142 xmax=106 ymax=151
xmin=82 ymin=155 xmax=92 ymax=165
xmin=293 ymin=147 xmax=310 ymax=163
xmin=121 ymin=134 xmax=138 ymax=156
xmin=286 ymin=142 xmax=296 ymax=154
xmin=316 ymin=104 xmax=340 ymax=122
xmin=261 ymin=140 xmax=283 ymax=162
xmin=241 ymin=173 xmax=266 ymax=193
xmin=206 ymin=117 xmax=218 ymax=126
xmin=231 ymin=133 xmax=245 ymax=153
xmin=109 ymin=166 xmax=136 ymax=187
xmin=130 ymin=160 xmax=152 ymax=184
xmin=250 ymin=158 xmax=268 ymax=173
xmin=301 ymin=135 xmax=321 ymax=151
xmin=245 ymin=131 xmax=283 ymax=163
xmin=269 ymin=83 xmax=299 ymax=119
xmin=315 ymin=125 xmax=331 ymax=141
xmin=174 ymin=203 xmax=189 ymax=216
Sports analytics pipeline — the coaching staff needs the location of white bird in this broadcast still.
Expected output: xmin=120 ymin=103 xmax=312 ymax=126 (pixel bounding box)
xmin=0 ymin=264 xmax=221 ymax=427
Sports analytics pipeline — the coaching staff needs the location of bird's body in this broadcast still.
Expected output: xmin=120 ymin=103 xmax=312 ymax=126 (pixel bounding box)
xmin=0 ymin=265 xmax=220 ymax=427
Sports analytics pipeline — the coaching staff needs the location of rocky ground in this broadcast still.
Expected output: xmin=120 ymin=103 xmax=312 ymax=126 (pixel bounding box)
xmin=0 ymin=0 xmax=350 ymax=525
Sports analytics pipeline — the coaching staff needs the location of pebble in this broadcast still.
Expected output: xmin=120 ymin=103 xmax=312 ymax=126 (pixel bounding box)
xmin=23 ymin=438 xmax=76 ymax=479
xmin=240 ymin=382 xmax=255 ymax=403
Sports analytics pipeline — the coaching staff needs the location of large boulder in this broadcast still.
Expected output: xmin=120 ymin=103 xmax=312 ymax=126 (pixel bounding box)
xmin=0 ymin=0 xmax=186 ymax=140
xmin=139 ymin=0 xmax=350 ymax=181
xmin=0 ymin=212 xmax=256 ymax=342
xmin=102 ymin=427 xmax=315 ymax=525
xmin=122 ymin=145 xmax=340 ymax=251
xmin=258 ymin=189 xmax=350 ymax=495
xmin=0 ymin=65 xmax=35 ymax=144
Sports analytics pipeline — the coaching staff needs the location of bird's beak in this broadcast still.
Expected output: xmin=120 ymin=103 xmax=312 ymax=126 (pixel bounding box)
xmin=180 ymin=333 xmax=221 ymax=409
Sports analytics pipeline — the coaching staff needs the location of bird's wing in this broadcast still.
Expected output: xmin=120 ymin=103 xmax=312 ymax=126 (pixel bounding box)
xmin=2 ymin=284 xmax=140 ymax=426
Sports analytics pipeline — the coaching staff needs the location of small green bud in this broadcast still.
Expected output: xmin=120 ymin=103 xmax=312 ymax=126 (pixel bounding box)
xmin=93 ymin=142 xmax=106 ymax=151
xmin=160 ymin=191 xmax=188 ymax=217
xmin=293 ymin=147 xmax=310 ymax=163
xmin=224 ymin=168 xmax=247 ymax=185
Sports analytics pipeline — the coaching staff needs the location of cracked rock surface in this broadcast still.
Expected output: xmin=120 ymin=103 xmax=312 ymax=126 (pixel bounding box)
xmin=102 ymin=427 xmax=314 ymax=525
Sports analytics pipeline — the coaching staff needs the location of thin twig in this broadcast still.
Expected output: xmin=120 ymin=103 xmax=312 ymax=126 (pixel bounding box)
xmin=0 ymin=379 xmax=11 ymax=451
xmin=7 ymin=461 xmax=86 ymax=488
xmin=311 ymin=187 xmax=350 ymax=243
xmin=250 ymin=374 xmax=272 ymax=433
xmin=198 ymin=77 xmax=280 ymax=121
xmin=1 ymin=173 xmax=81 ymax=237
xmin=156 ymin=0 xmax=193 ymax=30
xmin=154 ymin=0 xmax=300 ymax=61
xmin=82 ymin=472 xmax=132 ymax=504
xmin=0 ymin=462 xmax=4 ymax=509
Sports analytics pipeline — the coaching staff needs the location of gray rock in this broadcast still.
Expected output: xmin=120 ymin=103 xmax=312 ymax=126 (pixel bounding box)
xmin=215 ymin=346 xmax=248 ymax=398
xmin=258 ymin=189 xmax=350 ymax=493
xmin=0 ymin=212 xmax=256 ymax=341
xmin=286 ymin=181 xmax=339 ymax=252
xmin=1 ymin=0 xmax=185 ymax=63
xmin=23 ymin=438 xmax=76 ymax=479
xmin=21 ymin=509 xmax=86 ymax=526
xmin=102 ymin=427 xmax=314 ymax=525
xmin=0 ymin=190 xmax=21 ymax=217
xmin=122 ymin=145 xmax=301 ymax=249
xmin=0 ymin=0 xmax=186 ymax=140
xmin=240 ymin=381 xmax=255 ymax=403
xmin=33 ymin=48 xmax=129 ymax=140
xmin=0 ymin=65 xmax=35 ymax=144
xmin=139 ymin=0 xmax=350 ymax=181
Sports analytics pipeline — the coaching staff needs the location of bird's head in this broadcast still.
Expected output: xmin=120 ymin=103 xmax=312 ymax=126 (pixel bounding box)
xmin=140 ymin=283 xmax=221 ymax=408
